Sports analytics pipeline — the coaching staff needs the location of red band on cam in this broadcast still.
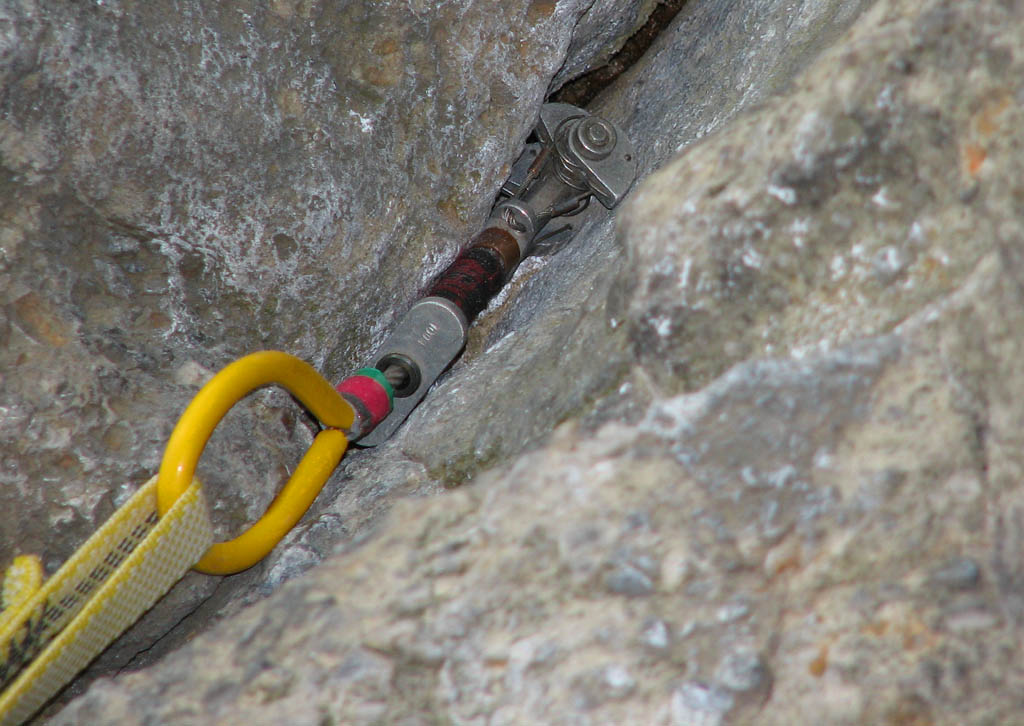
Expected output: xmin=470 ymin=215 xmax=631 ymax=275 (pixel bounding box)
xmin=335 ymin=375 xmax=392 ymax=428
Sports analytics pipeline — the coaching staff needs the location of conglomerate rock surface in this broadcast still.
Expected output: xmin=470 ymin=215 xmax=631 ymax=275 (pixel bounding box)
xmin=8 ymin=0 xmax=1024 ymax=722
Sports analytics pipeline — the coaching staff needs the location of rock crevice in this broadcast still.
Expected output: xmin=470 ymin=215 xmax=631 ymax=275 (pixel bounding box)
xmin=5 ymin=0 xmax=1024 ymax=723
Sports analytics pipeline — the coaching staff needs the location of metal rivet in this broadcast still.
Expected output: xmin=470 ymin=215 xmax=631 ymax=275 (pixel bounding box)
xmin=576 ymin=117 xmax=617 ymax=159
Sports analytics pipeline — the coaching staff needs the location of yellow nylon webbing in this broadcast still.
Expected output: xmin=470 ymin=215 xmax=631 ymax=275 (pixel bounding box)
xmin=157 ymin=351 xmax=354 ymax=575
xmin=0 ymin=475 xmax=213 ymax=726
xmin=0 ymin=350 xmax=355 ymax=724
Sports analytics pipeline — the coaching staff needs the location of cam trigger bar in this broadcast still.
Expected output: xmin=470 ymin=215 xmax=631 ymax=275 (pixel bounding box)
xmin=354 ymin=103 xmax=638 ymax=446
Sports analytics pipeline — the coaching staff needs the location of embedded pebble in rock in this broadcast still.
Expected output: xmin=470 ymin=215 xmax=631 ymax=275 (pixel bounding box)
xmin=22 ymin=0 xmax=1024 ymax=723
xmin=928 ymin=557 xmax=981 ymax=592
xmin=641 ymin=619 xmax=671 ymax=650
xmin=604 ymin=562 xmax=655 ymax=597
xmin=671 ymin=682 xmax=736 ymax=726
xmin=715 ymin=651 xmax=769 ymax=695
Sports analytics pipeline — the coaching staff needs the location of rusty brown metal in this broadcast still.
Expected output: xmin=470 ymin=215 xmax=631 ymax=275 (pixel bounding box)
xmin=469 ymin=226 xmax=521 ymax=273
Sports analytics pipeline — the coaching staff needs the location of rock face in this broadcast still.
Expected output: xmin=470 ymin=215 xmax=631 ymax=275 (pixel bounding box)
xmin=0 ymin=0 xmax=653 ymax=689
xmin=0 ymin=0 xmax=651 ymax=551
xmin=9 ymin=0 xmax=1024 ymax=722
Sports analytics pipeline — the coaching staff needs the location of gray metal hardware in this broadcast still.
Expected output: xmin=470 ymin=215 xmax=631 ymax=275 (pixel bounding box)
xmin=357 ymin=297 xmax=468 ymax=446
xmin=535 ymin=102 xmax=637 ymax=209
xmin=356 ymin=102 xmax=637 ymax=446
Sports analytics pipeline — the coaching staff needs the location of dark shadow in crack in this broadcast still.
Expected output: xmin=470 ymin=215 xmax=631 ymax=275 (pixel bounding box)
xmin=552 ymin=0 xmax=691 ymax=108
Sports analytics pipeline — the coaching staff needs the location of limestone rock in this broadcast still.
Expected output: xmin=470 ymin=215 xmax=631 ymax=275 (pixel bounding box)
xmin=17 ymin=0 xmax=1024 ymax=723
xmin=611 ymin=0 xmax=1006 ymax=394
xmin=551 ymin=0 xmax=658 ymax=86
xmin=56 ymin=258 xmax=1024 ymax=724
xmin=0 ymin=0 xmax=646 ymax=556
xmin=0 ymin=0 xmax=653 ymax=690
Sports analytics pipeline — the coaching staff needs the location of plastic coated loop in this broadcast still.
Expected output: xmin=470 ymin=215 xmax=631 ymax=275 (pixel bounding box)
xmin=156 ymin=351 xmax=355 ymax=575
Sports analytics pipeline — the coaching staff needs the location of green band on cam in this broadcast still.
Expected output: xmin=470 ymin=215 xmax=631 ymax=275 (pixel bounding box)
xmin=354 ymin=367 xmax=394 ymax=404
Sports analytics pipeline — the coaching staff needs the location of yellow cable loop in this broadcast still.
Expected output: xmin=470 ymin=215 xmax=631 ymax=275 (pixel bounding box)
xmin=156 ymin=351 xmax=354 ymax=575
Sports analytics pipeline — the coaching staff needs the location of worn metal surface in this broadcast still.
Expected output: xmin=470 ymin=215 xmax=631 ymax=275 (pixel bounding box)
xmin=359 ymin=297 xmax=468 ymax=447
